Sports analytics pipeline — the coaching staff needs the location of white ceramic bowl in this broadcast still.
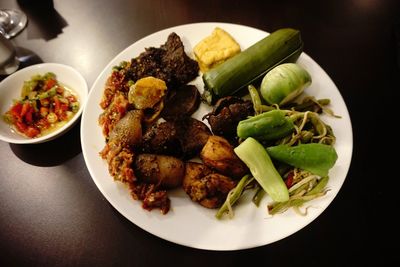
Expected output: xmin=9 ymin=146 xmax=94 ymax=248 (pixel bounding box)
xmin=0 ymin=63 xmax=88 ymax=144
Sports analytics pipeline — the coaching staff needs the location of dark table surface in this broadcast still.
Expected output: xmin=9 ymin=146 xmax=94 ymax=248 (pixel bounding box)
xmin=1 ymin=0 xmax=398 ymax=266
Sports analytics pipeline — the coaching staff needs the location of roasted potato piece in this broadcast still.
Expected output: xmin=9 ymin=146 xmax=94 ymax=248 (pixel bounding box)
xmin=183 ymin=162 xmax=236 ymax=208
xmin=134 ymin=154 xmax=185 ymax=189
xmin=200 ymin=135 xmax=248 ymax=179
xmin=108 ymin=109 xmax=143 ymax=148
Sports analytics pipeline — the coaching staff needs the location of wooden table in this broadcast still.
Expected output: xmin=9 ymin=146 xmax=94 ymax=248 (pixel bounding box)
xmin=1 ymin=0 xmax=397 ymax=265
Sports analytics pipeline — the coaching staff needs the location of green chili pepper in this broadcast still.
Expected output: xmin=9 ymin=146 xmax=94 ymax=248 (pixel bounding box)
xmin=266 ymin=143 xmax=338 ymax=177
xmin=237 ymin=109 xmax=294 ymax=141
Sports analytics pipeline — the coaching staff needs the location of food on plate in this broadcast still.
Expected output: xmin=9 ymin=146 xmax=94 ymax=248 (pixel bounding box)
xmin=126 ymin=32 xmax=199 ymax=89
xmin=100 ymin=142 xmax=136 ymax=183
xmin=216 ymin=174 xmax=253 ymax=219
xmin=177 ymin=118 xmax=212 ymax=159
xmin=234 ymin=137 xmax=290 ymax=202
xmin=202 ymin=28 xmax=303 ymax=104
xmin=260 ymin=63 xmax=312 ymax=105
xmin=194 ymin=27 xmax=241 ymax=72
xmin=99 ymin=32 xmax=207 ymax=213
xmin=161 ymin=84 xmax=200 ymax=120
xmin=108 ymin=109 xmax=143 ymax=148
xmin=203 ymin=96 xmax=253 ymax=141
xmin=97 ymin=26 xmax=341 ymax=218
xmin=182 ymin=162 xmax=237 ymax=209
xmin=266 ymin=143 xmax=338 ymax=177
xmin=128 ymin=77 xmax=167 ymax=110
xmin=267 ymin=175 xmax=330 ymax=215
xmin=237 ymin=109 xmax=294 ymax=141
xmin=134 ymin=154 xmax=185 ymax=189
xmin=216 ymin=80 xmax=339 ymax=218
xmin=141 ymin=117 xmax=211 ymax=159
xmin=3 ymin=72 xmax=80 ymax=138
xmin=200 ymin=135 xmax=248 ymax=179
xmin=128 ymin=76 xmax=167 ymax=123
xmin=141 ymin=120 xmax=181 ymax=157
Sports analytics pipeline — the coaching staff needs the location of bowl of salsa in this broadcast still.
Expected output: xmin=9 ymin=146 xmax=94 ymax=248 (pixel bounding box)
xmin=0 ymin=63 xmax=88 ymax=144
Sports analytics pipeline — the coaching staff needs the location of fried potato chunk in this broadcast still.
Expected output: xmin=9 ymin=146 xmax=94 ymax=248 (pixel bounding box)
xmin=200 ymin=135 xmax=248 ymax=179
xmin=182 ymin=162 xmax=236 ymax=209
xmin=194 ymin=27 xmax=241 ymax=72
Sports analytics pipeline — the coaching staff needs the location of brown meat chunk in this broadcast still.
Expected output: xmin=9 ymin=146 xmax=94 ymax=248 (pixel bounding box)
xmin=126 ymin=32 xmax=199 ymax=89
xmin=177 ymin=117 xmax=212 ymax=159
xmin=161 ymin=84 xmax=201 ymax=120
xmin=141 ymin=117 xmax=211 ymax=159
xmin=203 ymin=96 xmax=253 ymax=140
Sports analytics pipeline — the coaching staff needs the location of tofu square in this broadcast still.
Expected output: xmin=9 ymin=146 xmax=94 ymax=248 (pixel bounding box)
xmin=194 ymin=27 xmax=241 ymax=72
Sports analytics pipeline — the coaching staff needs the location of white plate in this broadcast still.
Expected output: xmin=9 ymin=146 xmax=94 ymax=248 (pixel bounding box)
xmin=0 ymin=63 xmax=88 ymax=144
xmin=81 ymin=22 xmax=353 ymax=250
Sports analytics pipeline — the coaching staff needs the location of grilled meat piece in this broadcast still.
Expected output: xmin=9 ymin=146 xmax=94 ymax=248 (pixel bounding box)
xmin=178 ymin=117 xmax=212 ymax=159
xmin=203 ymin=96 xmax=253 ymax=139
xmin=141 ymin=117 xmax=212 ymax=159
xmin=126 ymin=32 xmax=199 ymax=89
xmin=161 ymin=84 xmax=201 ymax=120
xmin=141 ymin=120 xmax=182 ymax=157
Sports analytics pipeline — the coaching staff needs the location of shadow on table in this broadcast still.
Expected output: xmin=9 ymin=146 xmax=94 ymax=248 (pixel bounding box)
xmin=17 ymin=0 xmax=68 ymax=41
xmin=9 ymin=119 xmax=82 ymax=167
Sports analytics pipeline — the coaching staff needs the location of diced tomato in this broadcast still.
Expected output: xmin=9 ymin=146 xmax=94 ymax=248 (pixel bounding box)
xmin=36 ymin=118 xmax=50 ymax=129
xmin=53 ymin=96 xmax=61 ymax=113
xmin=66 ymin=95 xmax=77 ymax=103
xmin=25 ymin=126 xmax=40 ymax=138
xmin=285 ymin=171 xmax=294 ymax=188
xmin=10 ymin=102 xmax=23 ymax=118
xmin=60 ymin=103 xmax=69 ymax=112
xmin=20 ymin=102 xmax=31 ymax=117
xmin=10 ymin=102 xmax=22 ymax=114
xmin=40 ymin=107 xmax=49 ymax=117
xmin=25 ymin=108 xmax=34 ymax=123
xmin=45 ymin=79 xmax=56 ymax=90
xmin=16 ymin=121 xmax=27 ymax=132
xmin=40 ymin=98 xmax=50 ymax=107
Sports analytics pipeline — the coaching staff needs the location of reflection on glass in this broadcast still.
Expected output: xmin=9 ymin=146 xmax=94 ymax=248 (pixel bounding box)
xmin=0 ymin=34 xmax=19 ymax=75
xmin=0 ymin=9 xmax=28 ymax=39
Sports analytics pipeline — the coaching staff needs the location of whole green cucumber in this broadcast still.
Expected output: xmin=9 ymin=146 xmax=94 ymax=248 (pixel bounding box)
xmin=202 ymin=28 xmax=303 ymax=104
